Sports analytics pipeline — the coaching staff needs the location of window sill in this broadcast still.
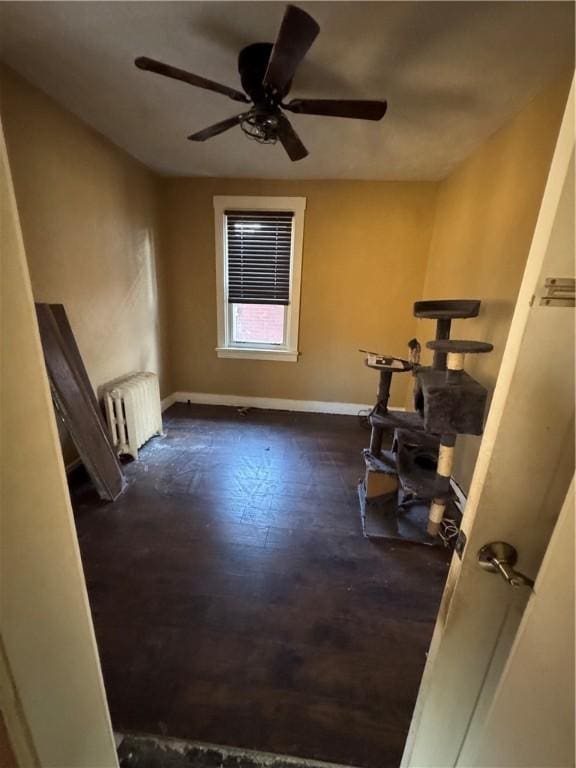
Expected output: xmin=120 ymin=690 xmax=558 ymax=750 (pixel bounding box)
xmin=216 ymin=347 xmax=299 ymax=362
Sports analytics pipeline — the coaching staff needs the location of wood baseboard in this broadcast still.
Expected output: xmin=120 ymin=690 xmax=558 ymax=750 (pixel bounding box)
xmin=163 ymin=391 xmax=407 ymax=417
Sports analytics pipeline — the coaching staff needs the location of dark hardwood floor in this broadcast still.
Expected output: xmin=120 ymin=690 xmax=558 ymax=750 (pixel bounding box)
xmin=73 ymin=404 xmax=451 ymax=768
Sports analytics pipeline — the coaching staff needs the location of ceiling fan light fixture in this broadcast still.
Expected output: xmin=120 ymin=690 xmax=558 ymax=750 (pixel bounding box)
xmin=240 ymin=112 xmax=279 ymax=145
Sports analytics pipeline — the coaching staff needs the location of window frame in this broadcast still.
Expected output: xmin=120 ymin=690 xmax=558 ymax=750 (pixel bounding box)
xmin=213 ymin=195 xmax=306 ymax=362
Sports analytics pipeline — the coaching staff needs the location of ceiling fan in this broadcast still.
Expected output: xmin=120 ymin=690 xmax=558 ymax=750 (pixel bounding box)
xmin=135 ymin=4 xmax=387 ymax=161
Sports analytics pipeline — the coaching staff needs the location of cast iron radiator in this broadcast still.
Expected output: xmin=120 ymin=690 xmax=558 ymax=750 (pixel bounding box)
xmin=103 ymin=372 xmax=163 ymax=460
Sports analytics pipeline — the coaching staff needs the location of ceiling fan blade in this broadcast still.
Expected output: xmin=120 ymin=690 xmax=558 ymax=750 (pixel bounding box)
xmin=276 ymin=113 xmax=308 ymax=161
xmin=263 ymin=5 xmax=320 ymax=97
xmin=188 ymin=113 xmax=247 ymax=142
xmin=285 ymin=99 xmax=388 ymax=121
xmin=135 ymin=56 xmax=249 ymax=103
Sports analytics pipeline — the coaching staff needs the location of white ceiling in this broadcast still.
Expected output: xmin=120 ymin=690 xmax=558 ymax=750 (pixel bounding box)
xmin=0 ymin=1 xmax=573 ymax=180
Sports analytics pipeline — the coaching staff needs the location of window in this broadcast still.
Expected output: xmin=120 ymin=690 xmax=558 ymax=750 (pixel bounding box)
xmin=214 ymin=196 xmax=306 ymax=361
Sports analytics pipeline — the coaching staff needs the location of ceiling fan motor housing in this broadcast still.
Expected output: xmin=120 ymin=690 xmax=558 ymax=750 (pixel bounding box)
xmin=238 ymin=43 xmax=292 ymax=106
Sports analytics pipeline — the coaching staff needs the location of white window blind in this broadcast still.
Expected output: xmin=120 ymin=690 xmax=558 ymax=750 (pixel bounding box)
xmin=225 ymin=210 xmax=294 ymax=305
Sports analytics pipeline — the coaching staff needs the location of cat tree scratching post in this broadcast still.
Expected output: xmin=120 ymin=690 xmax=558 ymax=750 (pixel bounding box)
xmin=413 ymin=300 xmax=481 ymax=370
xmin=423 ymin=339 xmax=494 ymax=536
xmin=359 ymin=300 xmax=494 ymax=546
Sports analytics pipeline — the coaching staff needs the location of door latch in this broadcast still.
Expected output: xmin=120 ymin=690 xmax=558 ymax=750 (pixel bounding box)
xmin=478 ymin=542 xmax=534 ymax=589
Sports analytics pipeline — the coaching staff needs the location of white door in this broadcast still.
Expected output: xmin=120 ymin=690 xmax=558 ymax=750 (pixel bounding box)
xmin=402 ymin=77 xmax=575 ymax=768
xmin=470 ymin=476 xmax=574 ymax=768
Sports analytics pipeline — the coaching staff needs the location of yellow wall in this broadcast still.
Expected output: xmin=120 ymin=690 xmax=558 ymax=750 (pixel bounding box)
xmin=0 ymin=118 xmax=118 ymax=767
xmin=419 ymin=75 xmax=571 ymax=491
xmin=1 ymin=63 xmax=569 ymax=491
xmin=159 ymin=77 xmax=568 ymax=434
xmin=0 ymin=66 xmax=170 ymax=406
xmin=160 ymin=177 xmax=438 ymax=407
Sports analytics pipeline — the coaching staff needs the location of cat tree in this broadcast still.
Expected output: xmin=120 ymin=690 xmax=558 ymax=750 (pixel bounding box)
xmin=359 ymin=299 xmax=493 ymax=545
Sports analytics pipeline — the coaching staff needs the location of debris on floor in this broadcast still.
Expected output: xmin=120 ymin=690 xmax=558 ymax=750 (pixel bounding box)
xmin=75 ymin=404 xmax=451 ymax=767
xmin=117 ymin=735 xmax=354 ymax=768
